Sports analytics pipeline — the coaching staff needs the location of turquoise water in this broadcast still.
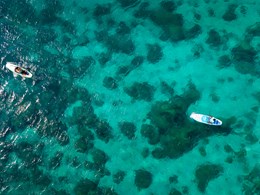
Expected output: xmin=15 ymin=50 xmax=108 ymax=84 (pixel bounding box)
xmin=1 ymin=0 xmax=260 ymax=194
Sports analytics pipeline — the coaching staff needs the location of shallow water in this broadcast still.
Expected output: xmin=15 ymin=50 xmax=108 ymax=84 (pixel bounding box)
xmin=0 ymin=0 xmax=260 ymax=194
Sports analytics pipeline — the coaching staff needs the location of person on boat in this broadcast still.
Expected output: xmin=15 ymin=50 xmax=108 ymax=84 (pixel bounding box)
xmin=209 ymin=117 xmax=217 ymax=125
xmin=15 ymin=67 xmax=29 ymax=76
xmin=15 ymin=67 xmax=22 ymax=73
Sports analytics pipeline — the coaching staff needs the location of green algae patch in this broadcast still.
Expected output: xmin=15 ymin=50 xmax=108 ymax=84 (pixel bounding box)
xmin=74 ymin=178 xmax=98 ymax=195
xmin=246 ymin=22 xmax=260 ymax=37
xmin=242 ymin=163 xmax=260 ymax=195
xmin=124 ymin=82 xmax=155 ymax=102
xmin=150 ymin=9 xmax=185 ymax=42
xmin=231 ymin=40 xmax=258 ymax=76
xmin=145 ymin=82 xmax=232 ymax=159
xmin=135 ymin=169 xmax=153 ymax=190
xmin=195 ymin=164 xmax=224 ymax=192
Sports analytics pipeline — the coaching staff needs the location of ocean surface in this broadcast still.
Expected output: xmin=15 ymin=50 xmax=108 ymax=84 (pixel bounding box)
xmin=0 ymin=0 xmax=260 ymax=194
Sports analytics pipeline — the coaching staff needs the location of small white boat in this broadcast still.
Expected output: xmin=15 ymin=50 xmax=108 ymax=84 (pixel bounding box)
xmin=6 ymin=62 xmax=32 ymax=78
xmin=190 ymin=112 xmax=222 ymax=126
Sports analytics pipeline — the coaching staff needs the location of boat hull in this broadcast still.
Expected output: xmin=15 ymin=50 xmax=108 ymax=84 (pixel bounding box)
xmin=190 ymin=112 xmax=222 ymax=126
xmin=6 ymin=62 xmax=32 ymax=78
